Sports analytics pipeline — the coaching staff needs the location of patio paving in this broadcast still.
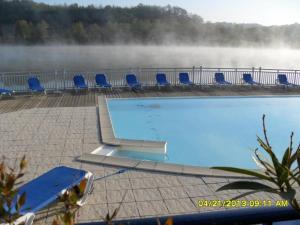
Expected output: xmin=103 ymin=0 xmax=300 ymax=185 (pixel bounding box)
xmin=0 ymin=89 xmax=298 ymax=224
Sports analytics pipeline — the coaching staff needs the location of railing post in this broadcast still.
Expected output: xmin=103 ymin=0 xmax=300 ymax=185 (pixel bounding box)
xmin=192 ymin=66 xmax=195 ymax=84
xmin=174 ymin=68 xmax=177 ymax=86
xmin=55 ymin=70 xmax=58 ymax=91
xmin=28 ymin=72 xmax=31 ymax=92
xmin=1 ymin=73 xmax=4 ymax=88
xmin=85 ymin=72 xmax=88 ymax=89
xmin=277 ymin=69 xmax=280 ymax=86
xmin=199 ymin=66 xmax=203 ymax=86
xmin=235 ymin=68 xmax=238 ymax=84
xmin=251 ymin=67 xmax=255 ymax=85
xmin=294 ymin=70 xmax=297 ymax=85
xmin=138 ymin=67 xmax=143 ymax=85
xmin=258 ymin=67 xmax=262 ymax=85
xmin=63 ymin=69 xmax=66 ymax=90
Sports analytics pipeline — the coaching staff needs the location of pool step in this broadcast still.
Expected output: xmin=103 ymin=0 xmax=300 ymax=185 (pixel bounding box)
xmin=91 ymin=145 xmax=116 ymax=156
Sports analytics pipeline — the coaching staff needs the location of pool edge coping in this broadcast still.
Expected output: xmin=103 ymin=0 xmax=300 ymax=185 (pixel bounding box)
xmin=77 ymin=153 xmax=256 ymax=178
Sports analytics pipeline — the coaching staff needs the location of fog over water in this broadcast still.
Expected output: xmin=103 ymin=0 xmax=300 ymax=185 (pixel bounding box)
xmin=1 ymin=45 xmax=300 ymax=72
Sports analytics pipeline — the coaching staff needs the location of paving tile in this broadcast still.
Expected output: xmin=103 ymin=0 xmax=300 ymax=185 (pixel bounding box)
xmin=208 ymin=183 xmax=240 ymax=195
xmin=78 ymin=204 xmax=107 ymax=221
xmin=136 ymin=201 xmax=169 ymax=217
xmin=165 ymin=198 xmax=198 ymax=214
xmin=154 ymin=175 xmax=181 ymax=187
xmin=177 ymin=176 xmax=205 ymax=185
xmin=106 ymin=178 xmax=131 ymax=190
xmin=106 ymin=190 xmax=135 ymax=203
xmin=202 ymin=177 xmax=228 ymax=184
xmin=128 ymin=170 xmax=155 ymax=178
xmin=184 ymin=184 xmax=215 ymax=198
xmin=88 ymin=191 xmax=107 ymax=204
xmin=130 ymin=177 xmax=158 ymax=189
xmin=159 ymin=186 xmax=188 ymax=199
xmin=108 ymin=202 xmax=140 ymax=219
xmin=133 ymin=188 xmax=163 ymax=201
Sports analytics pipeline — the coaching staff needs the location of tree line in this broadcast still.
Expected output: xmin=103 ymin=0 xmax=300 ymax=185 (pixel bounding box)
xmin=1 ymin=0 xmax=300 ymax=47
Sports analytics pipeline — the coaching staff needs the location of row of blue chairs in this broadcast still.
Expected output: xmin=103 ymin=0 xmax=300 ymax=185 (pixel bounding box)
xmin=74 ymin=72 xmax=300 ymax=89
xmin=0 ymin=72 xmax=298 ymax=96
xmin=214 ymin=73 xmax=298 ymax=86
xmin=75 ymin=73 xmax=202 ymax=90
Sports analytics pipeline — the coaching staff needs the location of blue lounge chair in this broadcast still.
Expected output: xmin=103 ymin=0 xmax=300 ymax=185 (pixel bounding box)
xmin=0 ymin=88 xmax=13 ymax=96
xmin=9 ymin=166 xmax=93 ymax=225
xmin=73 ymin=74 xmax=88 ymax=90
xmin=179 ymin=72 xmax=194 ymax=85
xmin=277 ymin=74 xmax=296 ymax=87
xmin=156 ymin=73 xmax=170 ymax=87
xmin=95 ymin=74 xmax=112 ymax=89
xmin=28 ymin=77 xmax=45 ymax=94
xmin=126 ymin=74 xmax=142 ymax=90
xmin=242 ymin=73 xmax=259 ymax=85
xmin=215 ymin=73 xmax=232 ymax=85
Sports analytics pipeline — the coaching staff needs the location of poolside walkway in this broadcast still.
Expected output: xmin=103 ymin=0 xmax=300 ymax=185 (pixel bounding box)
xmin=0 ymin=88 xmax=299 ymax=224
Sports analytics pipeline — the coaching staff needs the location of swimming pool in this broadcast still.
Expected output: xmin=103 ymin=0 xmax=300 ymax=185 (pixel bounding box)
xmin=107 ymin=96 xmax=300 ymax=168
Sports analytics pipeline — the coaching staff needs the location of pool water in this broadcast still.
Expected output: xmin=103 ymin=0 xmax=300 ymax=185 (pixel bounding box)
xmin=107 ymin=96 xmax=300 ymax=168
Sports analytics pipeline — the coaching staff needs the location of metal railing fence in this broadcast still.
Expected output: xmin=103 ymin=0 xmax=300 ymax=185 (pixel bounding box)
xmin=1 ymin=67 xmax=300 ymax=92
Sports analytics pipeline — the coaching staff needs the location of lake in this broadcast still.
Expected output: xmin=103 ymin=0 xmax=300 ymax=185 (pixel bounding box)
xmin=1 ymin=45 xmax=300 ymax=71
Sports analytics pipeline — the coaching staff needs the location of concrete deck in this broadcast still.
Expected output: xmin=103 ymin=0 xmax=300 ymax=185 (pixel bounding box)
xmin=0 ymin=88 xmax=299 ymax=224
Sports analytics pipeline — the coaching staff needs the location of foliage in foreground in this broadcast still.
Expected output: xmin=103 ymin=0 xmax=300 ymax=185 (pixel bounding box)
xmin=52 ymin=180 xmax=87 ymax=225
xmin=0 ymin=156 xmax=27 ymax=224
xmin=212 ymin=115 xmax=300 ymax=211
xmin=0 ymin=156 xmax=173 ymax=225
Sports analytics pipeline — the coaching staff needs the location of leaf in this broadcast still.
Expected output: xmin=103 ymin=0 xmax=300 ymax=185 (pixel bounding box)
xmin=216 ymin=181 xmax=275 ymax=192
xmin=111 ymin=208 xmax=119 ymax=220
xmin=164 ymin=217 xmax=173 ymax=225
xmin=18 ymin=192 xmax=26 ymax=208
xmin=277 ymin=165 xmax=290 ymax=187
xmin=52 ymin=218 xmax=61 ymax=225
xmin=257 ymin=136 xmax=283 ymax=178
xmin=16 ymin=173 xmax=24 ymax=179
xmin=253 ymin=149 xmax=276 ymax=175
xmin=290 ymin=147 xmax=300 ymax=165
xmin=257 ymin=136 xmax=274 ymax=157
xmin=252 ymin=155 xmax=265 ymax=170
xmin=211 ymin=167 xmax=274 ymax=182
xmin=282 ymin=147 xmax=292 ymax=168
xmin=69 ymin=191 xmax=78 ymax=205
xmin=105 ymin=212 xmax=111 ymax=222
xmin=6 ymin=174 xmax=16 ymax=190
xmin=78 ymin=179 xmax=87 ymax=194
xmin=19 ymin=156 xmax=27 ymax=171
xmin=288 ymin=170 xmax=300 ymax=186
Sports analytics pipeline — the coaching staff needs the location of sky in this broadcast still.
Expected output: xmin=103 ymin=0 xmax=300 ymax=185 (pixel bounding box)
xmin=35 ymin=0 xmax=300 ymax=26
